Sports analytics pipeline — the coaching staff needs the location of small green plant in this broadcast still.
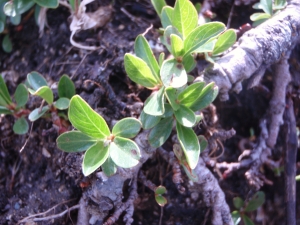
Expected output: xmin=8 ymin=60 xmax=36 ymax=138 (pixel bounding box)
xmin=231 ymin=191 xmax=266 ymax=225
xmin=155 ymin=185 xmax=167 ymax=206
xmin=250 ymin=0 xmax=287 ymax=26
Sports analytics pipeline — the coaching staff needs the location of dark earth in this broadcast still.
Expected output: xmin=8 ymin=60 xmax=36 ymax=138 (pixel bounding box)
xmin=1 ymin=0 xmax=300 ymax=224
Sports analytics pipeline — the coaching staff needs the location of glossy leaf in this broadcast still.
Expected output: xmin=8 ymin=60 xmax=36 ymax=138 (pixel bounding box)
xmin=161 ymin=6 xmax=174 ymax=28
xmin=231 ymin=211 xmax=241 ymax=225
xmin=28 ymin=106 xmax=49 ymax=121
xmin=112 ymin=118 xmax=141 ymax=138
xmin=176 ymin=122 xmax=200 ymax=169
xmin=189 ymin=83 xmax=218 ymax=111
xmin=110 ymin=136 xmax=141 ymax=168
xmin=34 ymin=0 xmax=58 ymax=8
xmin=30 ymin=86 xmax=53 ymax=105
xmin=68 ymin=95 xmax=110 ymax=139
xmin=13 ymin=117 xmax=29 ymax=134
xmin=171 ymin=34 xmax=184 ymax=57
xmin=253 ymin=0 xmax=272 ymax=15
xmin=57 ymin=131 xmax=98 ymax=152
xmin=148 ymin=116 xmax=173 ymax=147
xmin=165 ymin=86 xmax=180 ymax=110
xmin=2 ymin=34 xmax=12 ymax=53
xmin=144 ymin=87 xmax=165 ymax=116
xmin=233 ymin=197 xmax=244 ymax=209
xmin=134 ymin=35 xmax=160 ymax=82
xmin=182 ymin=54 xmax=196 ymax=73
xmin=53 ymin=97 xmax=70 ymax=110
xmin=212 ymin=29 xmax=236 ymax=55
xmin=3 ymin=0 xmax=34 ymax=16
xmin=82 ymin=142 xmax=109 ymax=176
xmin=14 ymin=84 xmax=28 ymax=108
xmin=250 ymin=12 xmax=271 ymax=21
xmin=155 ymin=195 xmax=167 ymax=207
xmin=124 ymin=53 xmax=159 ymax=89
xmin=102 ymin=156 xmax=117 ymax=177
xmin=245 ymin=191 xmax=265 ymax=212
xmin=242 ymin=214 xmax=254 ymax=225
xmin=58 ymin=74 xmax=75 ymax=99
xmin=140 ymin=110 xmax=161 ymax=129
xmin=0 ymin=75 xmax=12 ymax=106
xmin=160 ymin=58 xmax=187 ymax=88
xmin=184 ymin=22 xmax=226 ymax=55
xmin=174 ymin=105 xmax=196 ymax=127
xmin=3 ymin=1 xmax=16 ymax=17
xmin=172 ymin=0 xmax=198 ymax=39
xmin=27 ymin=71 xmax=48 ymax=91
xmin=177 ymin=82 xmax=205 ymax=105
xmin=151 ymin=0 xmax=166 ymax=15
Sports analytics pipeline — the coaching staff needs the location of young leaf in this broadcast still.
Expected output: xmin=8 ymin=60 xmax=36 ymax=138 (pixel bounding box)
xmin=182 ymin=54 xmax=196 ymax=73
xmin=155 ymin=185 xmax=167 ymax=195
xmin=253 ymin=0 xmax=272 ymax=15
xmin=14 ymin=84 xmax=28 ymax=108
xmin=124 ymin=53 xmax=160 ymax=89
xmin=274 ymin=0 xmax=287 ymax=10
xmin=57 ymin=131 xmax=98 ymax=152
xmin=34 ymin=0 xmax=58 ymax=8
xmin=82 ymin=142 xmax=109 ymax=176
xmin=231 ymin=211 xmax=241 ymax=225
xmin=151 ymin=0 xmax=166 ymax=16
xmin=2 ymin=34 xmax=12 ymax=53
xmin=176 ymin=122 xmax=200 ymax=169
xmin=233 ymin=197 xmax=244 ymax=209
xmin=27 ymin=71 xmax=48 ymax=91
xmin=140 ymin=110 xmax=161 ymax=129
xmin=165 ymin=86 xmax=180 ymax=111
xmin=171 ymin=34 xmax=184 ymax=57
xmin=244 ymin=191 xmax=265 ymax=212
xmin=161 ymin=6 xmax=174 ymax=28
xmin=212 ymin=29 xmax=236 ymax=55
xmin=250 ymin=12 xmax=271 ymax=22
xmin=28 ymin=106 xmax=49 ymax=121
xmin=58 ymin=74 xmax=75 ymax=99
xmin=0 ymin=75 xmax=12 ymax=106
xmin=109 ymin=136 xmax=141 ymax=168
xmin=184 ymin=22 xmax=226 ymax=55
xmin=174 ymin=105 xmax=196 ymax=127
xmin=13 ymin=117 xmax=29 ymax=134
xmin=134 ymin=35 xmax=160 ymax=82
xmin=53 ymin=97 xmax=70 ymax=110
xmin=68 ymin=95 xmax=110 ymax=139
xmin=148 ymin=116 xmax=173 ymax=147
xmin=112 ymin=118 xmax=141 ymax=138
xmin=30 ymin=86 xmax=53 ymax=105
xmin=162 ymin=26 xmax=182 ymax=54
xmin=144 ymin=87 xmax=165 ymax=116
xmin=160 ymin=58 xmax=187 ymax=88
xmin=189 ymin=83 xmax=218 ymax=111
xmin=177 ymin=82 xmax=205 ymax=105
xmin=159 ymin=52 xmax=165 ymax=67
xmin=102 ymin=156 xmax=117 ymax=177
xmin=155 ymin=195 xmax=167 ymax=207
xmin=172 ymin=0 xmax=198 ymax=39
xmin=241 ymin=214 xmax=254 ymax=225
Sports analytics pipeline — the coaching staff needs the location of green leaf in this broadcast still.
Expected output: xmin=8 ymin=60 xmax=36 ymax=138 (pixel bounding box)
xmin=233 ymin=197 xmax=244 ymax=209
xmin=0 ymin=106 xmax=12 ymax=114
xmin=177 ymin=82 xmax=205 ymax=105
xmin=10 ymin=14 xmax=21 ymax=25
xmin=144 ymin=87 xmax=165 ymax=116
xmin=241 ymin=214 xmax=254 ymax=225
xmin=2 ymin=34 xmax=12 ymax=53
xmin=162 ymin=26 xmax=182 ymax=54
xmin=148 ymin=116 xmax=173 ymax=147
xmin=3 ymin=0 xmax=34 ymax=16
xmin=253 ymin=0 xmax=272 ymax=15
xmin=13 ymin=117 xmax=29 ymax=134
xmin=155 ymin=185 xmax=167 ymax=195
xmin=155 ymin=195 xmax=167 ymax=207
xmin=102 ymin=156 xmax=117 ymax=177
xmin=198 ymin=135 xmax=207 ymax=151
xmin=82 ymin=142 xmax=109 ymax=176
xmin=112 ymin=118 xmax=141 ymax=138
xmin=27 ymin=71 xmax=48 ymax=91
xmin=171 ymin=34 xmax=184 ymax=57
xmin=212 ymin=29 xmax=236 ymax=55
xmin=176 ymin=122 xmax=200 ymax=169
xmin=30 ymin=86 xmax=53 ymax=105
xmin=250 ymin=12 xmax=271 ymax=21
xmin=110 ymin=136 xmax=141 ymax=168
xmin=57 ymin=131 xmax=98 ymax=152
xmin=69 ymin=0 xmax=79 ymax=12
xmin=160 ymin=58 xmax=187 ymax=88
xmin=134 ymin=35 xmax=160 ymax=82
xmin=245 ymin=191 xmax=265 ymax=212
xmin=182 ymin=54 xmax=196 ymax=73
xmin=274 ymin=0 xmax=287 ymax=10
xmin=3 ymin=1 xmax=16 ymax=16
xmin=58 ymin=74 xmax=75 ymax=99
xmin=161 ymin=6 xmax=174 ymax=29
xmin=172 ymin=0 xmax=198 ymax=39
xmin=140 ymin=110 xmax=161 ymax=129
xmin=184 ymin=22 xmax=226 ymax=55
xmin=124 ymin=53 xmax=160 ymax=89
xmin=68 ymin=95 xmax=110 ymax=139
xmin=189 ymin=82 xmax=218 ymax=111
xmin=151 ymin=0 xmax=166 ymax=16
xmin=162 ymin=103 xmax=174 ymax=117
xmin=174 ymin=105 xmax=196 ymax=127
xmin=0 ymin=75 xmax=12 ymax=106
xmin=53 ymin=97 xmax=70 ymax=110
xmin=165 ymin=86 xmax=180 ymax=110
xmin=159 ymin=52 xmax=165 ymax=67
xmin=193 ymin=39 xmax=217 ymax=53
xmin=34 ymin=0 xmax=58 ymax=8
xmin=231 ymin=211 xmax=241 ymax=225
xmin=0 ymin=21 xmax=5 ymax=33
xmin=14 ymin=84 xmax=28 ymax=108
xmin=28 ymin=106 xmax=49 ymax=121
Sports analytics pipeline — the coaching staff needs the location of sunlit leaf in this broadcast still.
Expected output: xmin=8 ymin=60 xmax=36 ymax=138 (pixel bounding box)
xmin=140 ymin=110 xmax=161 ymax=129
xmin=112 ymin=118 xmax=141 ymax=138
xmin=155 ymin=185 xmax=167 ymax=195
xmin=177 ymin=82 xmax=205 ymax=105
xmin=250 ymin=12 xmax=271 ymax=21
xmin=58 ymin=74 xmax=75 ymax=99
xmin=27 ymin=71 xmax=48 ymax=91
xmin=102 ymin=156 xmax=117 ymax=177
xmin=274 ymin=0 xmax=287 ymax=10
xmin=148 ymin=116 xmax=173 ymax=147
xmin=151 ymin=0 xmax=166 ymax=16
xmin=160 ymin=58 xmax=187 ymax=88
xmin=53 ymin=97 xmax=70 ymax=110
xmin=144 ymin=87 xmax=165 ymax=116
xmin=14 ymin=84 xmax=28 ymax=108
xmin=162 ymin=25 xmax=182 ymax=53
xmin=253 ymin=0 xmax=272 ymax=15
xmin=182 ymin=54 xmax=196 ymax=73
xmin=30 ymin=86 xmax=53 ymax=105
xmin=28 ymin=105 xmax=49 ymax=121
xmin=13 ymin=117 xmax=29 ymax=134
xmin=212 ymin=29 xmax=236 ymax=55
xmin=161 ymin=6 xmax=174 ymax=28
xmin=171 ymin=34 xmax=184 ymax=57
xmin=174 ymin=105 xmax=196 ymax=127
xmin=0 ymin=75 xmax=12 ymax=106
xmin=165 ymin=86 xmax=180 ymax=110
